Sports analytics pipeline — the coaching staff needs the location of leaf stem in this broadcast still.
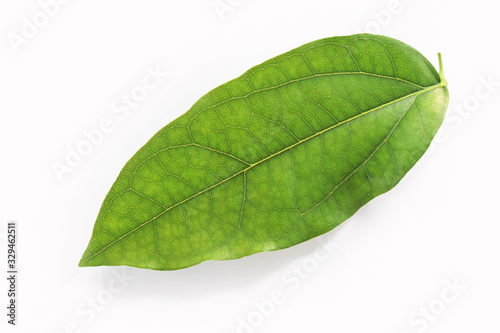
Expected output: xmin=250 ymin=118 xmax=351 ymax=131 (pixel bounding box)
xmin=438 ymin=53 xmax=448 ymax=87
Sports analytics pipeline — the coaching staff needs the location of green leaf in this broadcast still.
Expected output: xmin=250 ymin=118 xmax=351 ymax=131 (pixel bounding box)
xmin=79 ymin=34 xmax=449 ymax=270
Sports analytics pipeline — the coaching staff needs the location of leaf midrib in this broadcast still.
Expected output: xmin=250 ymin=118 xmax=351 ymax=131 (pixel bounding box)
xmin=81 ymin=80 xmax=444 ymax=265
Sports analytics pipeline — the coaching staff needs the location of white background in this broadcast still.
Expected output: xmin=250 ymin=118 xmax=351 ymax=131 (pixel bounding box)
xmin=1 ymin=0 xmax=499 ymax=332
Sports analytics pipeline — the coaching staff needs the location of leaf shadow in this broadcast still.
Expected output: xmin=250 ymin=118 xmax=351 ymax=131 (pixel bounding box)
xmin=119 ymin=222 xmax=348 ymax=301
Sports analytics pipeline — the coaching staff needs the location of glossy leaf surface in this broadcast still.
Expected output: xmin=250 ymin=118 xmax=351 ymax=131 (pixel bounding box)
xmin=79 ymin=34 xmax=449 ymax=270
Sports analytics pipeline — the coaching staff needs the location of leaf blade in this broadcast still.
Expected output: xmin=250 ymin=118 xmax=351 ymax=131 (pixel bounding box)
xmin=79 ymin=34 xmax=449 ymax=270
